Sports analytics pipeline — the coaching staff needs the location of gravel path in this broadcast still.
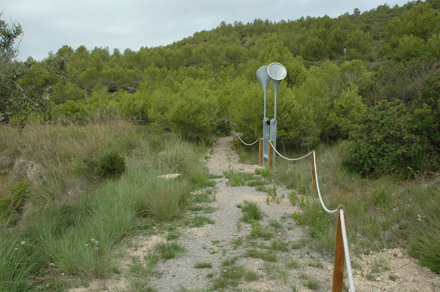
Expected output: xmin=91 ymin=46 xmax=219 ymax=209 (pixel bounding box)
xmin=149 ymin=136 xmax=331 ymax=291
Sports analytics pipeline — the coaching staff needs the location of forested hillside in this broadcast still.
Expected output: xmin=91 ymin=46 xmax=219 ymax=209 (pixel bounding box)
xmin=2 ymin=0 xmax=440 ymax=177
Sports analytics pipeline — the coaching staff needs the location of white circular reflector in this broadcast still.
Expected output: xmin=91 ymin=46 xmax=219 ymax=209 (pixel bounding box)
xmin=267 ymin=62 xmax=287 ymax=81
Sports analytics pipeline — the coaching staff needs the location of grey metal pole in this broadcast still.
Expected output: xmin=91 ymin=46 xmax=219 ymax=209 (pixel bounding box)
xmin=267 ymin=63 xmax=287 ymax=167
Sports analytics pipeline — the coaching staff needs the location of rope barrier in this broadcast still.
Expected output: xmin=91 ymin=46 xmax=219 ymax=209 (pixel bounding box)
xmin=268 ymin=140 xmax=313 ymax=161
xmin=312 ymin=151 xmax=338 ymax=215
xmin=236 ymin=135 xmax=260 ymax=146
xmin=265 ymin=139 xmax=355 ymax=291
xmin=312 ymin=151 xmax=355 ymax=291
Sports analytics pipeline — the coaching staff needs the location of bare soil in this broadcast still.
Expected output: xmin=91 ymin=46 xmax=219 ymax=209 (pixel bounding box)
xmin=70 ymin=136 xmax=440 ymax=292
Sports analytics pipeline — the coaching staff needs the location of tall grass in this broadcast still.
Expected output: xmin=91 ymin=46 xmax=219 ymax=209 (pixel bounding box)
xmin=158 ymin=135 xmax=211 ymax=187
xmin=0 ymin=121 xmax=211 ymax=286
xmin=0 ymin=120 xmax=141 ymax=209
xmin=30 ymin=187 xmax=136 ymax=277
xmin=0 ymin=231 xmax=34 ymax=291
xmin=128 ymin=165 xmax=190 ymax=221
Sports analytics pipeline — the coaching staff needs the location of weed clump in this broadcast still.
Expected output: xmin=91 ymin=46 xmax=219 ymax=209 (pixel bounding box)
xmin=238 ymin=201 xmax=264 ymax=223
xmin=96 ymin=152 xmax=126 ymax=179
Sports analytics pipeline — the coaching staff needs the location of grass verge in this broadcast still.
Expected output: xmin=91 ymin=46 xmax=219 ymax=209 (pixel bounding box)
xmin=0 ymin=121 xmax=211 ymax=288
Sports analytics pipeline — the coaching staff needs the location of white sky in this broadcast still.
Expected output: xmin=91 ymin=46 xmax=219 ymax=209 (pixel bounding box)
xmin=1 ymin=0 xmax=411 ymax=61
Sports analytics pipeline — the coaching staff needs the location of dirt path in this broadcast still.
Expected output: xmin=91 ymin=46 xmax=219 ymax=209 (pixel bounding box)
xmin=71 ymin=136 xmax=440 ymax=292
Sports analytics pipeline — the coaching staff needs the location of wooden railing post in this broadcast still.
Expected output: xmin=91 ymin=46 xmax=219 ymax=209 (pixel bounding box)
xmin=268 ymin=140 xmax=273 ymax=169
xmin=332 ymin=205 xmax=347 ymax=292
xmin=259 ymin=138 xmax=263 ymax=166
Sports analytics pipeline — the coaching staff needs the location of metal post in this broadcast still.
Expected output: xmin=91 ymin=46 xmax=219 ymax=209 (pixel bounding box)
xmin=256 ymin=66 xmax=271 ymax=167
xmin=263 ymin=118 xmax=270 ymax=166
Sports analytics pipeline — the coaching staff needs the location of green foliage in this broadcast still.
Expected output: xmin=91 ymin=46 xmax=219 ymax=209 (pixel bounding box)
xmin=291 ymin=212 xmax=307 ymax=226
xmin=386 ymin=2 xmax=440 ymax=42
xmin=169 ymin=78 xmax=218 ymax=141
xmin=414 ymin=75 xmax=440 ymax=150
xmin=394 ymin=34 xmax=426 ymax=61
xmin=343 ymin=100 xmax=433 ymax=178
xmin=51 ymin=82 xmax=87 ymax=104
xmin=96 ymin=152 xmax=127 ymax=179
xmin=328 ymin=85 xmax=366 ymax=139
xmin=0 ymin=180 xmax=30 ymax=225
xmin=0 ymin=233 xmax=34 ymax=292
xmin=212 ymin=257 xmax=258 ymax=289
xmin=239 ymin=201 xmax=264 ymax=223
xmin=224 ymin=170 xmax=254 ymax=186
xmin=133 ymin=171 xmax=189 ymax=222
xmin=159 ymin=136 xmax=210 ymax=187
xmin=190 ymin=216 xmax=214 ymax=228
xmin=249 ymin=219 xmax=273 ymax=240
xmin=0 ymin=14 xmax=31 ymax=123
xmin=244 ymin=248 xmax=277 ymax=262
xmin=255 ymin=166 xmax=271 ymax=178
xmin=28 ymin=185 xmax=136 ymax=277
xmin=155 ymin=242 xmax=185 ymax=260
xmin=51 ymin=100 xmax=87 ymax=122
xmin=194 ymin=262 xmax=212 ymax=269
xmin=304 ymin=279 xmax=320 ymax=290
xmin=409 ymin=208 xmax=440 ymax=273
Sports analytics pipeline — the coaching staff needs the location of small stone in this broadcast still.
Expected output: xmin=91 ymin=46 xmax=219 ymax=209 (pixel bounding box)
xmin=158 ymin=173 xmax=181 ymax=180
xmin=376 ymin=277 xmax=381 ymax=281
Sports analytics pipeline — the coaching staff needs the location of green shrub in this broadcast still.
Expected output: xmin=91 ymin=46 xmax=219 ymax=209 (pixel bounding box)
xmin=96 ymin=152 xmax=126 ymax=179
xmin=414 ymin=75 xmax=440 ymax=150
xmin=343 ymin=100 xmax=432 ymax=178
xmin=215 ymin=120 xmax=230 ymax=136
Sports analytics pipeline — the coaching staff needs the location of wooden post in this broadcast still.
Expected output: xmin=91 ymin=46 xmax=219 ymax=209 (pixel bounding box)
xmin=332 ymin=205 xmax=347 ymax=292
xmin=259 ymin=138 xmax=263 ymax=166
xmin=268 ymin=140 xmax=273 ymax=169
xmin=312 ymin=151 xmax=317 ymax=197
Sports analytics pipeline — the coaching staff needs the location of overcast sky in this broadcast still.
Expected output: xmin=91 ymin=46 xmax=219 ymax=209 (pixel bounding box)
xmin=2 ymin=0 xmax=410 ymax=61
